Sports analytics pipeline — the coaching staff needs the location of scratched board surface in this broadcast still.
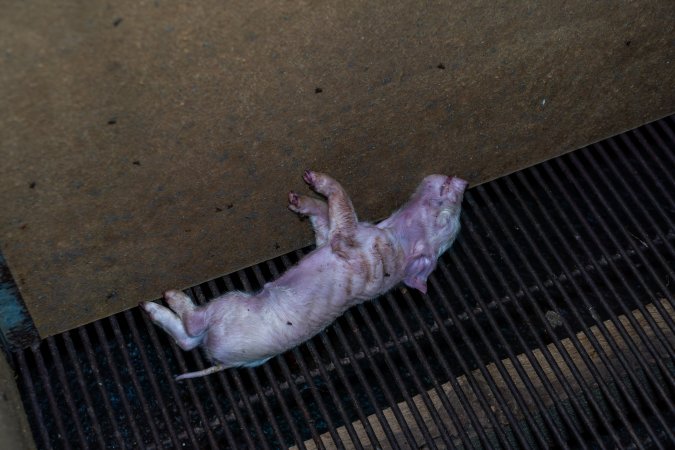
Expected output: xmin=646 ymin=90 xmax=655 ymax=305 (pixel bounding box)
xmin=0 ymin=0 xmax=673 ymax=338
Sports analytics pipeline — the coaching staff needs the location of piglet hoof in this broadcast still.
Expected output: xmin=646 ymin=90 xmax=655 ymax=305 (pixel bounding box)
xmin=163 ymin=290 xmax=184 ymax=302
xmin=164 ymin=290 xmax=195 ymax=316
xmin=303 ymin=169 xmax=316 ymax=188
xmin=288 ymin=191 xmax=300 ymax=210
xmin=139 ymin=301 xmax=157 ymax=319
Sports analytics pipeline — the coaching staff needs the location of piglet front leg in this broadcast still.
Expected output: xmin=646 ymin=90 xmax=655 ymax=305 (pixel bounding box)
xmin=288 ymin=191 xmax=329 ymax=247
xmin=302 ymin=170 xmax=358 ymax=258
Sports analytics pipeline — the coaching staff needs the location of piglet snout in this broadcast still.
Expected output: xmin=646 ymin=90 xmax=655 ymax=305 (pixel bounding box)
xmin=450 ymin=177 xmax=468 ymax=190
xmin=441 ymin=176 xmax=468 ymax=198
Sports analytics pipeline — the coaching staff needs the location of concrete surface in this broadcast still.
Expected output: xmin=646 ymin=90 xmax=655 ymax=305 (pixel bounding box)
xmin=0 ymin=352 xmax=36 ymax=450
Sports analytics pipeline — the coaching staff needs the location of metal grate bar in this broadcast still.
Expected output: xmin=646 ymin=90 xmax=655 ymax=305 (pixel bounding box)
xmin=493 ymin=173 xmax=653 ymax=441
xmin=430 ymin=263 xmax=532 ymax=449
xmin=479 ymin=174 xmax=667 ymax=447
xmin=456 ymin=201 xmax=581 ymax=448
xmin=44 ymin=337 xmax=88 ymax=446
xmin=582 ymin=143 xmax=675 ymax=374
xmin=601 ymin=137 xmax=675 ymax=352
xmin=75 ymin=326 xmax=126 ymax=448
xmin=485 ymin=178 xmax=619 ymax=446
xmin=91 ymin=320 xmax=146 ymax=447
xmin=332 ymin=263 xmax=453 ymax=447
xmin=14 ymin=350 xmax=54 ymax=450
xmin=545 ymin=155 xmax=675 ymax=413
xmin=138 ymin=303 xmax=203 ymax=447
xmin=512 ymin=163 xmax=674 ymax=369
xmin=340 ymin=304 xmax=436 ymax=447
xmin=516 ymin=167 xmax=664 ymax=439
xmin=376 ymin=290 xmax=476 ymax=449
xmin=108 ymin=315 xmax=164 ymax=447
xmin=395 ymin=285 xmax=498 ymax=448
xmin=426 ymin=273 xmax=516 ymax=448
xmin=464 ymin=188 xmax=602 ymax=448
xmin=324 ymin=326 xmax=394 ymax=450
xmin=352 ymin=301 xmax=454 ymax=448
xmin=644 ymin=119 xmax=675 ymax=172
xmin=601 ymin=137 xmax=675 ymax=259
xmin=627 ymin=130 xmax=675 ymax=216
xmin=121 ymin=309 xmax=184 ymax=448
xmin=528 ymin=162 xmax=673 ymax=443
xmin=31 ymin=345 xmax=73 ymax=449
xmin=61 ymin=332 xmax=108 ymax=448
xmin=446 ymin=247 xmax=555 ymax=448
xmin=565 ymin=150 xmax=672 ymax=304
xmin=312 ymin=296 xmax=396 ymax=446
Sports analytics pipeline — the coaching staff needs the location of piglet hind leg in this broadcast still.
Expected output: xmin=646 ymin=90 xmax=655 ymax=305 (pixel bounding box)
xmin=164 ymin=290 xmax=209 ymax=337
xmin=288 ymin=191 xmax=329 ymax=246
xmin=140 ymin=301 xmax=203 ymax=351
xmin=164 ymin=290 xmax=196 ymax=317
xmin=303 ymin=170 xmax=358 ymax=256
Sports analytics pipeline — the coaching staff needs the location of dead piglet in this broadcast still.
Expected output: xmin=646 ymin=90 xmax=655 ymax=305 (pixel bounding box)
xmin=141 ymin=170 xmax=467 ymax=379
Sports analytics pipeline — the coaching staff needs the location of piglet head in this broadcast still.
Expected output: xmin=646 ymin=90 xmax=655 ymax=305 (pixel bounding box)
xmin=414 ymin=175 xmax=468 ymax=250
xmin=382 ymin=175 xmax=468 ymax=293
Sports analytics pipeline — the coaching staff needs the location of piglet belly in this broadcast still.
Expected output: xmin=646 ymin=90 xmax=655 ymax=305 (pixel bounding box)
xmin=202 ymin=289 xmax=339 ymax=366
xmin=271 ymin=286 xmax=350 ymax=339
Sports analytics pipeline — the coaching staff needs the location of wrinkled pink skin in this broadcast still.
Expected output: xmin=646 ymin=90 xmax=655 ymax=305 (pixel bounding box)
xmin=141 ymin=171 xmax=467 ymax=379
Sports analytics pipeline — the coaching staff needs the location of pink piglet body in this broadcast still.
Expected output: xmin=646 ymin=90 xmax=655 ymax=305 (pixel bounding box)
xmin=142 ymin=171 xmax=468 ymax=379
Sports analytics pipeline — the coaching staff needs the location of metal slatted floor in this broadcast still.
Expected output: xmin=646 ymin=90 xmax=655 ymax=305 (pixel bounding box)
xmin=4 ymin=115 xmax=675 ymax=449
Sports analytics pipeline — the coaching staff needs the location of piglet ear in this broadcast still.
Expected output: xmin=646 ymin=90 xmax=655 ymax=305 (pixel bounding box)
xmin=403 ymin=255 xmax=435 ymax=294
xmin=405 ymin=276 xmax=428 ymax=294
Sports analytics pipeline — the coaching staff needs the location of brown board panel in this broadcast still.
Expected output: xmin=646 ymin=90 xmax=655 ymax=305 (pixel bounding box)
xmin=0 ymin=1 xmax=673 ymax=338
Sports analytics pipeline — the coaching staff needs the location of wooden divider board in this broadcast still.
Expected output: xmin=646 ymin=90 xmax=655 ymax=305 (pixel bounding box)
xmin=1 ymin=1 xmax=673 ymax=337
